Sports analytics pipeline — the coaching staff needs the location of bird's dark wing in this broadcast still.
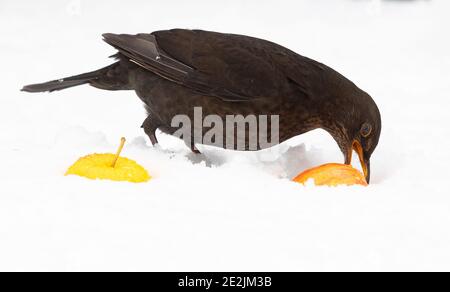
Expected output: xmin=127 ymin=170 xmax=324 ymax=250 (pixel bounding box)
xmin=102 ymin=33 xmax=194 ymax=84
xmin=103 ymin=30 xmax=296 ymax=102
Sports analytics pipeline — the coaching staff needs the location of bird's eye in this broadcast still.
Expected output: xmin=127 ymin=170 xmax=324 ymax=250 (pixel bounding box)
xmin=360 ymin=123 xmax=372 ymax=138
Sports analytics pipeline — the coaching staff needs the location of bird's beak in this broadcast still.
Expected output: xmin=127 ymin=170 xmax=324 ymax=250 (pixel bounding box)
xmin=346 ymin=140 xmax=371 ymax=184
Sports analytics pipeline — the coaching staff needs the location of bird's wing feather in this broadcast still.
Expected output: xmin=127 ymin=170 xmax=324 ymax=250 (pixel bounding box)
xmin=103 ymin=30 xmax=295 ymax=102
xmin=102 ymin=33 xmax=194 ymax=84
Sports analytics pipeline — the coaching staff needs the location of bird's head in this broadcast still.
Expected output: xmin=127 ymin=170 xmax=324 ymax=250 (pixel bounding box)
xmin=322 ymin=88 xmax=381 ymax=184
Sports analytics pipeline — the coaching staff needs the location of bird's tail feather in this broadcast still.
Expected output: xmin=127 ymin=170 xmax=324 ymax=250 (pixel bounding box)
xmin=21 ymin=65 xmax=112 ymax=93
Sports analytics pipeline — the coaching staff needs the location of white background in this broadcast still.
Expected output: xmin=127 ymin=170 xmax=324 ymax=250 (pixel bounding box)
xmin=1 ymin=0 xmax=450 ymax=271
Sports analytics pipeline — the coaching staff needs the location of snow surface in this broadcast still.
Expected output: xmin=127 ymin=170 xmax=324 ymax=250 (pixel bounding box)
xmin=1 ymin=0 xmax=450 ymax=271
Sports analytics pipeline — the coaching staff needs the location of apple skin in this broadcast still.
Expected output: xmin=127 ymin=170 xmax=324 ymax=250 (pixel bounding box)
xmin=293 ymin=163 xmax=368 ymax=187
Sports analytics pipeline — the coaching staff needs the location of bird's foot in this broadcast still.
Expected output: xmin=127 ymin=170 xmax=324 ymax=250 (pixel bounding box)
xmin=191 ymin=144 xmax=201 ymax=154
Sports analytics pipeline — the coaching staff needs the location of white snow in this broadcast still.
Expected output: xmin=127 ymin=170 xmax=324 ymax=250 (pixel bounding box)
xmin=1 ymin=0 xmax=450 ymax=271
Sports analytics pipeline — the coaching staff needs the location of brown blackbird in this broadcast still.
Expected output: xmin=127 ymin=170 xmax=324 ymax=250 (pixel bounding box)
xmin=22 ymin=29 xmax=381 ymax=183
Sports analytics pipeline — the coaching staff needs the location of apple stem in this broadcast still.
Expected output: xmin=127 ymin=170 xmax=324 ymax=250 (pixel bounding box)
xmin=112 ymin=137 xmax=126 ymax=168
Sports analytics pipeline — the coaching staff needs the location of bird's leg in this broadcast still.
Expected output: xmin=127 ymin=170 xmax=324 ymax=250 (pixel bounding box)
xmin=149 ymin=133 xmax=158 ymax=146
xmin=184 ymin=137 xmax=201 ymax=154
xmin=141 ymin=116 xmax=159 ymax=147
xmin=191 ymin=144 xmax=201 ymax=154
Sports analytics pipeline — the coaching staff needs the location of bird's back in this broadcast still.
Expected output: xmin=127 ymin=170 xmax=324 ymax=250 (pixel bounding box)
xmin=151 ymin=29 xmax=328 ymax=102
